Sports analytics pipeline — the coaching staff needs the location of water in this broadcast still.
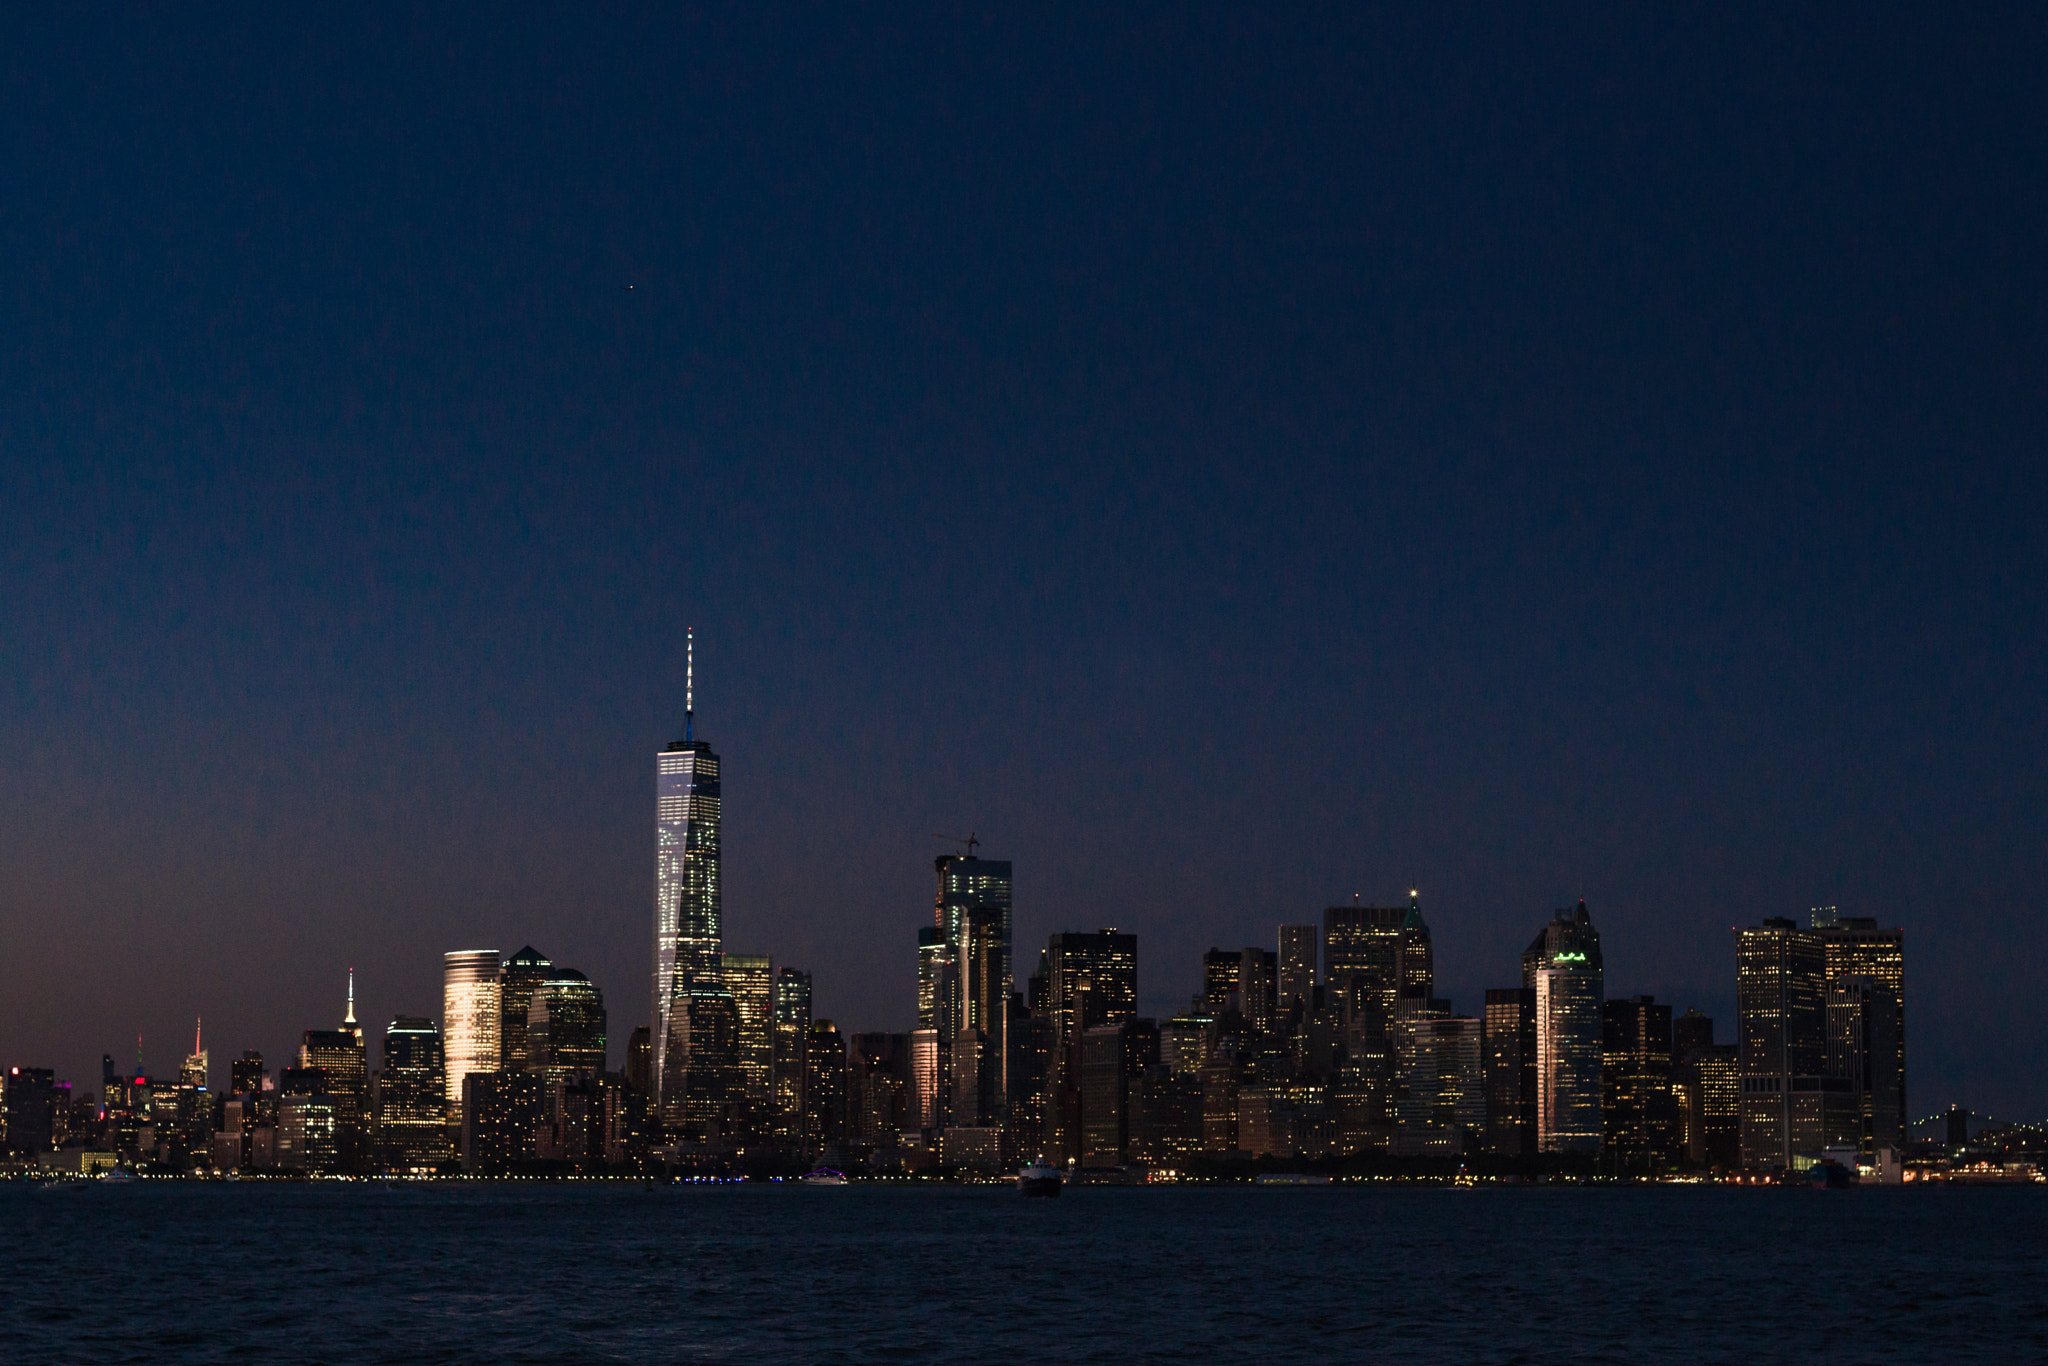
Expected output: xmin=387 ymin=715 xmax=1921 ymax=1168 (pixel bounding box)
xmin=4 ymin=1181 xmax=2043 ymax=1363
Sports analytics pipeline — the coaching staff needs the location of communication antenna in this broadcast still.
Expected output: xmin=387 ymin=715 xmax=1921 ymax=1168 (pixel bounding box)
xmin=345 ymin=969 xmax=357 ymax=1027
xmin=685 ymin=627 xmax=694 ymax=742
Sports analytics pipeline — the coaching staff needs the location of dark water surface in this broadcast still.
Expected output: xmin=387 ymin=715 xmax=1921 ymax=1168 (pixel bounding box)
xmin=3 ymin=1182 xmax=2042 ymax=1363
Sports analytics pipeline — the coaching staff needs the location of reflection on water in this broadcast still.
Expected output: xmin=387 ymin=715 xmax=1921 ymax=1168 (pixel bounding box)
xmin=4 ymin=1183 xmax=2044 ymax=1364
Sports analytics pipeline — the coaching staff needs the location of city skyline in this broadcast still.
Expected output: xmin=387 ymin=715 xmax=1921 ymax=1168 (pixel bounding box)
xmin=3 ymin=6 xmax=2043 ymax=1123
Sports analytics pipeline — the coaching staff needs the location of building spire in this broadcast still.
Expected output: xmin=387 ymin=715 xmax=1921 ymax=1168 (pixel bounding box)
xmin=194 ymin=1017 xmax=202 ymax=1057
xmin=685 ymin=627 xmax=694 ymax=742
xmin=345 ymin=968 xmax=357 ymax=1027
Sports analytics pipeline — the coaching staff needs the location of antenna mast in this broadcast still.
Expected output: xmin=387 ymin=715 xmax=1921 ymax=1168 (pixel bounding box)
xmin=685 ymin=627 xmax=694 ymax=742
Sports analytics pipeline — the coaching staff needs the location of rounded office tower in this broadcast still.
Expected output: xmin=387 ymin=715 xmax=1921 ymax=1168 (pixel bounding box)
xmin=442 ymin=950 xmax=502 ymax=1119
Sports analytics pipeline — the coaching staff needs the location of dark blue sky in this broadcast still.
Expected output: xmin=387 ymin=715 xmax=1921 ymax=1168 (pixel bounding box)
xmin=2 ymin=5 xmax=2043 ymax=1117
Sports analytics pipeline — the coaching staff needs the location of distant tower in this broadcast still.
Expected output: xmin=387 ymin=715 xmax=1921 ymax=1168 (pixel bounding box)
xmin=652 ymin=629 xmax=736 ymax=1133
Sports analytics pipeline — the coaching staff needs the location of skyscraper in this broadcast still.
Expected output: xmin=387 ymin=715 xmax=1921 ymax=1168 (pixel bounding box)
xmin=527 ymin=970 xmax=608 ymax=1084
xmin=1818 ymin=917 xmax=1906 ymax=1142
xmin=1041 ymin=931 xmax=1137 ymax=1039
xmin=301 ymin=979 xmax=371 ymax=1172
xmin=498 ymin=946 xmax=554 ymax=1072
xmin=935 ymin=854 xmax=1012 ymax=1127
xmin=1483 ymin=987 xmax=1537 ymax=1158
xmin=1527 ymin=901 xmax=1604 ymax=1155
xmin=652 ymin=631 xmax=736 ymax=1134
xmin=772 ymin=967 xmax=813 ymax=1141
xmin=1827 ymin=975 xmax=1902 ymax=1162
xmin=1201 ymin=948 xmax=1241 ymax=1016
xmin=1735 ymin=917 xmax=1855 ymax=1170
xmin=1601 ymin=995 xmax=1677 ymax=1167
xmin=442 ymin=950 xmax=501 ymax=1120
xmin=1323 ymin=894 xmax=1432 ymax=1019
xmin=722 ymin=952 xmax=775 ymax=1114
xmin=1277 ymin=925 xmax=1317 ymax=1020
xmin=1238 ymin=947 xmax=1278 ymax=1033
xmin=377 ymin=1017 xmax=451 ymax=1172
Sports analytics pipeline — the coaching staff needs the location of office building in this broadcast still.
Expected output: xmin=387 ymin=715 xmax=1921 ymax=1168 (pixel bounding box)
xmin=1602 ymin=995 xmax=1678 ymax=1167
xmin=498 ymin=946 xmax=554 ymax=1072
xmin=916 ymin=927 xmax=949 ymax=1030
xmin=1079 ymin=1023 xmax=1130 ymax=1165
xmin=1528 ymin=901 xmax=1604 ymax=1155
xmin=1394 ymin=1014 xmax=1484 ymax=1153
xmin=652 ymin=630 xmax=728 ymax=1127
xmin=1828 ymin=975 xmax=1902 ymax=1162
xmin=1202 ymin=948 xmax=1241 ymax=1016
xmin=626 ymin=1026 xmax=652 ymax=1097
xmin=301 ymin=979 xmax=370 ymax=1171
xmin=771 ymin=967 xmax=813 ymax=1141
xmin=1324 ymin=892 xmax=1433 ymax=1019
xmin=936 ymin=854 xmax=1012 ymax=1126
xmin=2 ymin=1068 xmax=57 ymax=1155
xmin=462 ymin=1070 xmax=547 ymax=1174
xmin=1483 ymin=988 xmax=1537 ymax=1158
xmin=1278 ymin=925 xmax=1317 ymax=1021
xmin=722 ymin=953 xmax=775 ymax=1115
xmin=1238 ymin=948 xmax=1278 ymax=1033
xmin=377 ymin=1017 xmax=451 ymax=1172
xmin=1818 ymin=917 xmax=1906 ymax=1141
xmin=1679 ymin=1043 xmax=1739 ymax=1169
xmin=1041 ymin=931 xmax=1138 ymax=1040
xmin=528 ymin=970 xmax=608 ymax=1084
xmin=1674 ymin=1008 xmax=1714 ymax=1061
xmin=803 ymin=1020 xmax=845 ymax=1151
xmin=443 ymin=950 xmax=501 ymax=1119
xmin=230 ymin=1050 xmax=265 ymax=1097
xmin=1735 ymin=918 xmax=1857 ymax=1170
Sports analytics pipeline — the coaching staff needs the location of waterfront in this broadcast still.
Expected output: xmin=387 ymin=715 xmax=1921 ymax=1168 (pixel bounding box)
xmin=3 ymin=1183 xmax=2042 ymax=1363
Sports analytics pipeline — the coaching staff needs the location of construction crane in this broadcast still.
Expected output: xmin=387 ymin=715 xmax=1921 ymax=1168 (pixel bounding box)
xmin=933 ymin=831 xmax=980 ymax=857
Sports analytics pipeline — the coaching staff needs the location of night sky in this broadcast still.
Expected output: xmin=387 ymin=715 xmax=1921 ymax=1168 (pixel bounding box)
xmin=2 ymin=6 xmax=2043 ymax=1118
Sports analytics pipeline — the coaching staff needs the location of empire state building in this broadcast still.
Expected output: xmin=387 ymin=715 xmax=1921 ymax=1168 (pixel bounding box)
xmin=650 ymin=631 xmax=738 ymax=1134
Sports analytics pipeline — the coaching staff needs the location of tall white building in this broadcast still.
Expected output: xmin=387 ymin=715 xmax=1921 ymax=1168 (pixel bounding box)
xmin=652 ymin=630 xmax=734 ymax=1131
xmin=442 ymin=949 xmax=501 ymax=1118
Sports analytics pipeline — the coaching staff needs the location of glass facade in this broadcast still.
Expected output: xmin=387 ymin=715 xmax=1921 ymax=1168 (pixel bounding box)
xmin=498 ymin=946 xmax=554 ymax=1073
xmin=652 ymin=737 xmax=722 ymax=1123
xmin=528 ymin=970 xmax=608 ymax=1083
xmin=934 ymin=856 xmax=1012 ymax=1127
xmin=1535 ymin=967 xmax=1603 ymax=1153
xmin=442 ymin=949 xmax=501 ymax=1119
xmin=1524 ymin=901 xmax=1605 ymax=1155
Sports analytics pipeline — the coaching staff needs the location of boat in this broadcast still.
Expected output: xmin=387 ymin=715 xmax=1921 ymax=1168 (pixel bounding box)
xmin=101 ymin=1169 xmax=140 ymax=1184
xmin=801 ymin=1168 xmax=848 ymax=1186
xmin=1018 ymin=1161 xmax=1062 ymax=1198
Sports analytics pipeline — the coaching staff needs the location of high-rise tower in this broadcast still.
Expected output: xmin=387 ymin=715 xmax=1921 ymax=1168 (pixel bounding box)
xmin=443 ymin=950 xmax=501 ymax=1120
xmin=652 ymin=630 xmax=735 ymax=1134
xmin=934 ymin=852 xmax=1013 ymax=1127
xmin=1526 ymin=900 xmax=1604 ymax=1155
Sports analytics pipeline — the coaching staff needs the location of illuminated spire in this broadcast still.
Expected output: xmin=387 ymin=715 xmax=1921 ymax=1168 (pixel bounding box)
xmin=685 ymin=627 xmax=694 ymax=742
xmin=345 ymin=969 xmax=356 ymax=1027
xmin=194 ymin=1017 xmax=202 ymax=1057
